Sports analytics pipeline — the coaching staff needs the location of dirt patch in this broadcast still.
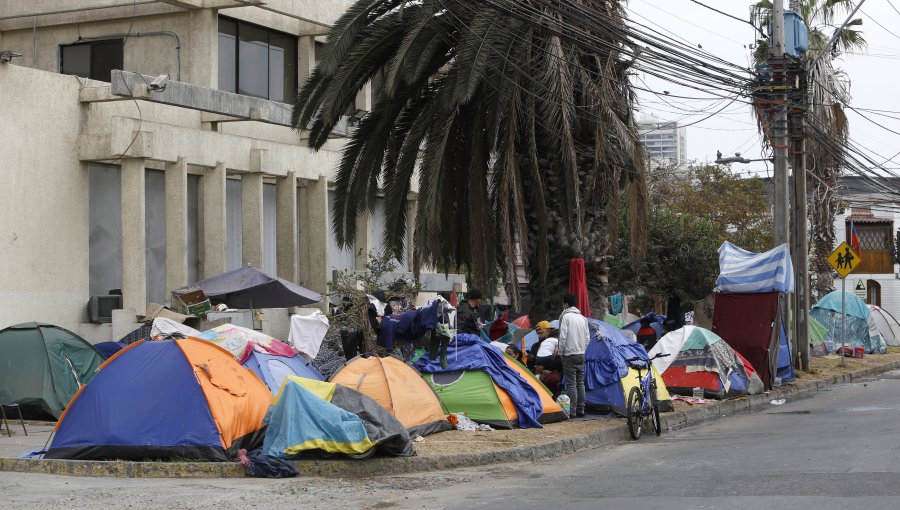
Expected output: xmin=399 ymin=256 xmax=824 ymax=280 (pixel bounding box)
xmin=412 ymin=417 xmax=622 ymax=456
xmin=796 ymin=347 xmax=900 ymax=380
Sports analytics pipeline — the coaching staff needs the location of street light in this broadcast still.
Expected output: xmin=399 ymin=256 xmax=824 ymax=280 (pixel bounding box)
xmin=715 ymin=150 xmax=774 ymax=165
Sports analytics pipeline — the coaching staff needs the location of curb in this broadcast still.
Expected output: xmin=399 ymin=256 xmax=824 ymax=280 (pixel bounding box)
xmin=3 ymin=360 xmax=899 ymax=479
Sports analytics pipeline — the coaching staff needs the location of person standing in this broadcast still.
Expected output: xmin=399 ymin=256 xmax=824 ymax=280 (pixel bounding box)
xmin=559 ymin=294 xmax=589 ymax=417
xmin=457 ymin=289 xmax=483 ymax=334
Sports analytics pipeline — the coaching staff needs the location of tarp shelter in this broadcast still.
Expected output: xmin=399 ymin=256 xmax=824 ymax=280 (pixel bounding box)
xmin=330 ymin=356 xmax=452 ymax=437
xmin=867 ymin=305 xmax=900 ymax=347
xmin=415 ymin=334 xmax=563 ymax=429
xmin=183 ymin=265 xmax=321 ymax=309
xmin=243 ymin=349 xmax=323 ymax=394
xmin=584 ymin=320 xmax=672 ymax=416
xmin=46 ymin=339 xmax=271 ymax=460
xmin=712 ymin=292 xmax=794 ymax=389
xmin=648 ymin=326 xmax=764 ymax=399
xmin=715 ymin=241 xmax=794 ymax=293
xmin=810 ymin=291 xmax=886 ymax=354
xmin=0 ymin=323 xmax=104 ymax=420
xmin=263 ymin=376 xmax=414 ymax=458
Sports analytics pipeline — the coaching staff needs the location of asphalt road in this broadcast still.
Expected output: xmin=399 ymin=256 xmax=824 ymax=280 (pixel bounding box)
xmin=4 ymin=371 xmax=900 ymax=509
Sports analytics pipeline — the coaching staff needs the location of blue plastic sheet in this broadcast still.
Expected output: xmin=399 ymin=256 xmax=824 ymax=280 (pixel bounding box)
xmin=415 ymin=334 xmax=543 ymax=428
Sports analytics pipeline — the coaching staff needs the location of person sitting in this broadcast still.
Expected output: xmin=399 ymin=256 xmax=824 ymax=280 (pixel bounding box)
xmin=505 ymin=344 xmax=524 ymax=364
xmin=530 ymin=321 xmax=562 ymax=396
xmin=636 ymin=317 xmax=658 ymax=351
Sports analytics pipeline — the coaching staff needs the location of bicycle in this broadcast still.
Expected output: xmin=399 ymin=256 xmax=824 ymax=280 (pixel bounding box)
xmin=623 ymin=353 xmax=670 ymax=440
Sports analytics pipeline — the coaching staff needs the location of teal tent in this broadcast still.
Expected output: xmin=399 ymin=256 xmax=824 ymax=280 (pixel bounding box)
xmin=810 ymin=291 xmax=886 ymax=354
xmin=0 ymin=322 xmax=104 ymax=419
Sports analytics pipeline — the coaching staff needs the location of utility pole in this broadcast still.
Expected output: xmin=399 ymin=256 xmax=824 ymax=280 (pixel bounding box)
xmin=788 ymin=1 xmax=809 ymax=371
xmin=772 ymin=0 xmax=792 ymax=379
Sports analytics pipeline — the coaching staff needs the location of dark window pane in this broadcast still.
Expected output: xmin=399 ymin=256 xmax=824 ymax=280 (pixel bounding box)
xmin=314 ymin=41 xmax=324 ymax=66
xmin=90 ymin=39 xmax=123 ymax=83
xmin=218 ymin=18 xmax=237 ymax=93
xmin=269 ymin=32 xmax=296 ymax=103
xmin=61 ymin=44 xmax=91 ymax=79
xmin=238 ymin=23 xmax=269 ymax=99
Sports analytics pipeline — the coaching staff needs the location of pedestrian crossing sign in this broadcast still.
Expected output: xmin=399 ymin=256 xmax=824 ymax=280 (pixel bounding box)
xmin=827 ymin=241 xmax=860 ymax=279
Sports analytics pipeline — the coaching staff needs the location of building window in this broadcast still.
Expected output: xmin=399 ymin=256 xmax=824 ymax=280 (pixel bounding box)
xmin=226 ymin=179 xmax=243 ymax=271
xmin=145 ymin=170 xmax=167 ymax=304
xmin=218 ymin=17 xmax=297 ymax=103
xmin=60 ymin=39 xmax=124 ymax=82
xmin=89 ymin=164 xmax=123 ymax=297
xmin=848 ymin=221 xmax=894 ymax=274
xmin=263 ymin=183 xmax=277 ymax=275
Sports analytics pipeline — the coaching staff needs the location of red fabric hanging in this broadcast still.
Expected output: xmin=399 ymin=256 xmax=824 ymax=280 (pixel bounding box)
xmin=568 ymin=258 xmax=592 ymax=318
xmin=450 ymin=292 xmax=458 ymax=307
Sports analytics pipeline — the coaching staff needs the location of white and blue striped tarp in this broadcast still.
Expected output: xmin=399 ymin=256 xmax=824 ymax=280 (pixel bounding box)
xmin=715 ymin=242 xmax=794 ymax=294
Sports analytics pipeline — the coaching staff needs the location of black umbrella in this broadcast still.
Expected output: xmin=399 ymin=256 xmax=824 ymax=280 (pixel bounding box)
xmin=184 ymin=265 xmax=321 ymax=309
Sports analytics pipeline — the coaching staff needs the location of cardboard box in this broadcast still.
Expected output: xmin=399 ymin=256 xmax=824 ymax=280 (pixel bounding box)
xmin=171 ymin=289 xmax=211 ymax=317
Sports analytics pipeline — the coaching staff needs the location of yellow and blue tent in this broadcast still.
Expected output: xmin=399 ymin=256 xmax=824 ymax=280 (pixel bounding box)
xmin=263 ymin=376 xmax=414 ymax=458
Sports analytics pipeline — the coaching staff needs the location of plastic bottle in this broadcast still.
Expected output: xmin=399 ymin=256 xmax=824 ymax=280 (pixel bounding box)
xmin=557 ymin=394 xmax=571 ymax=418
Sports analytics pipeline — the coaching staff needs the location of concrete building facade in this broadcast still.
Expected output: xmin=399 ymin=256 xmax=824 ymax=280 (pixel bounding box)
xmin=0 ymin=0 xmax=459 ymax=342
xmin=638 ymin=115 xmax=687 ymax=168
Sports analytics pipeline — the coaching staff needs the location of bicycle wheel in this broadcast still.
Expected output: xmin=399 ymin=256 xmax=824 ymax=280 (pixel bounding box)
xmin=650 ymin=384 xmax=661 ymax=436
xmin=626 ymin=386 xmax=643 ymax=440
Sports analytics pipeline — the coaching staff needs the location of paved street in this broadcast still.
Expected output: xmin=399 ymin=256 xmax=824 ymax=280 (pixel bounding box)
xmin=4 ymin=372 xmax=900 ymax=509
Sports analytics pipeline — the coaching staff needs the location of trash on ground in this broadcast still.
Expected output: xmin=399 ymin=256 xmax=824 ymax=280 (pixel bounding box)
xmin=770 ymin=399 xmax=787 ymax=406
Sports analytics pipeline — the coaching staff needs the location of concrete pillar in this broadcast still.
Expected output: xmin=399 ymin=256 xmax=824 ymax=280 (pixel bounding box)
xmin=202 ymin=162 xmax=227 ymax=277
xmin=276 ymin=171 xmax=298 ymax=282
xmin=121 ymin=159 xmax=147 ymax=313
xmin=355 ymin=210 xmax=372 ymax=270
xmin=241 ymin=172 xmax=264 ymax=268
xmin=298 ymin=36 xmax=317 ymax=87
xmin=188 ymin=8 xmax=218 ymax=88
xmin=299 ymin=176 xmax=328 ymax=296
xmin=165 ymin=157 xmax=189 ymax=293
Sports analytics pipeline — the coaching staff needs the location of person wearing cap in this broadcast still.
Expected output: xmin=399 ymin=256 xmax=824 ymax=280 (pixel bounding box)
xmin=457 ymin=289 xmax=483 ymax=334
xmin=533 ymin=321 xmax=561 ymax=371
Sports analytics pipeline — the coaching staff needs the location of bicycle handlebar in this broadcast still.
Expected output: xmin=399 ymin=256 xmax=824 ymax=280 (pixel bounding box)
xmin=624 ymin=353 xmax=671 ymax=364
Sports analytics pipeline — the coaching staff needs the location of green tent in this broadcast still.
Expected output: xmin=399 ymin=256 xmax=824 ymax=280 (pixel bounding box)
xmin=0 ymin=322 xmax=105 ymax=419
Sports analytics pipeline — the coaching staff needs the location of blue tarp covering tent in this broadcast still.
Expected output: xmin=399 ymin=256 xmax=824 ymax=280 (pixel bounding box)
xmin=715 ymin=242 xmax=794 ymax=293
xmin=622 ymin=313 xmax=666 ymax=340
xmin=415 ymin=333 xmax=543 ymax=428
xmin=243 ymin=350 xmax=323 ymax=394
xmin=584 ymin=319 xmax=672 ymax=415
xmin=810 ymin=291 xmax=887 ymax=354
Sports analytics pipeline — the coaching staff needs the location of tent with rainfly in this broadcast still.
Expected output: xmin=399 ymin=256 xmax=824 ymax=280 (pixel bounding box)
xmin=263 ymin=376 xmax=414 ymax=458
xmin=584 ymin=319 xmax=672 ymax=415
xmin=810 ymin=291 xmax=887 ymax=354
xmin=648 ymin=326 xmax=764 ymax=399
xmin=0 ymin=322 xmax=105 ymax=420
xmin=415 ymin=334 xmax=564 ymax=429
xmin=46 ymin=339 xmax=271 ymax=461
xmin=330 ymin=356 xmax=452 ymax=437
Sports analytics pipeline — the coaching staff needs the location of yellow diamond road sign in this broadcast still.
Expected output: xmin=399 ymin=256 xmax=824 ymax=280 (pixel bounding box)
xmin=828 ymin=241 xmax=861 ymax=278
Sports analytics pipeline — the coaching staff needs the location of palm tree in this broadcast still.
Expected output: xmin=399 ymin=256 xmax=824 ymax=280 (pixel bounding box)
xmin=751 ymin=0 xmax=865 ymax=299
xmin=293 ymin=0 xmax=647 ymax=318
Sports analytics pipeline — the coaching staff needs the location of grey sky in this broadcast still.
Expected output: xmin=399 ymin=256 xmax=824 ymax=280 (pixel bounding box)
xmin=627 ymin=0 xmax=899 ymax=179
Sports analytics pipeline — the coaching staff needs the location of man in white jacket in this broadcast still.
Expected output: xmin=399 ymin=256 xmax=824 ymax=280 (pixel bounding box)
xmin=559 ymin=294 xmax=589 ymax=417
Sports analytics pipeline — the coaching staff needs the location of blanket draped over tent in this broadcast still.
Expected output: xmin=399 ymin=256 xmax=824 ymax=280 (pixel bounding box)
xmin=415 ymin=334 xmax=543 ymax=428
xmin=183 ymin=265 xmax=321 ymax=309
xmin=715 ymin=242 xmax=794 ymax=293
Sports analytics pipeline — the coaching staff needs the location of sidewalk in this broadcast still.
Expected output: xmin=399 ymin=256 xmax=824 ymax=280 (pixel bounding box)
xmin=3 ymin=354 xmax=898 ymax=479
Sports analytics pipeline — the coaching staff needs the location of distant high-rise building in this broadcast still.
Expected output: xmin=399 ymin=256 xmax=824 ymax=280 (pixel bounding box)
xmin=638 ymin=116 xmax=687 ymax=167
